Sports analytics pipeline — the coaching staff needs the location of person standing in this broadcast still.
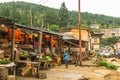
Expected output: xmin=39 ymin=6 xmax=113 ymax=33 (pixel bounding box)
xmin=64 ymin=50 xmax=69 ymax=69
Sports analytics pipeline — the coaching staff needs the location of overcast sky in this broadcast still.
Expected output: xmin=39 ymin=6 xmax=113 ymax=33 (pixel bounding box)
xmin=0 ymin=0 xmax=120 ymax=17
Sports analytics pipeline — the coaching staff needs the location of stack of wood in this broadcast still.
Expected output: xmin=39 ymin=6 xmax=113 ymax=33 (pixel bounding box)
xmin=21 ymin=63 xmax=31 ymax=76
xmin=18 ymin=63 xmax=37 ymax=76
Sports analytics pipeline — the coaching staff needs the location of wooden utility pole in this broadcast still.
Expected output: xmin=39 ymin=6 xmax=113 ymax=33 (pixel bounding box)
xmin=11 ymin=23 xmax=15 ymax=61
xmin=78 ymin=0 xmax=82 ymax=66
xmin=11 ymin=0 xmax=15 ymax=61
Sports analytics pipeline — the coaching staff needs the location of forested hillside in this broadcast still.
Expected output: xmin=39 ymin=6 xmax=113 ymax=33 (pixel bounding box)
xmin=0 ymin=1 xmax=120 ymax=30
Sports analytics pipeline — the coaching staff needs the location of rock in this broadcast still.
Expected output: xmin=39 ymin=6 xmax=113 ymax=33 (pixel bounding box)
xmin=36 ymin=72 xmax=47 ymax=79
xmin=79 ymin=76 xmax=90 ymax=80
xmin=117 ymin=67 xmax=120 ymax=73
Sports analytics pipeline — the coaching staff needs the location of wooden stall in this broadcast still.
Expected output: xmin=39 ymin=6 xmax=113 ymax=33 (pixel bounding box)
xmin=0 ymin=17 xmax=17 ymax=80
xmin=41 ymin=30 xmax=63 ymax=66
xmin=14 ymin=24 xmax=63 ymax=76
xmin=0 ymin=17 xmax=63 ymax=79
xmin=13 ymin=24 xmax=41 ymax=77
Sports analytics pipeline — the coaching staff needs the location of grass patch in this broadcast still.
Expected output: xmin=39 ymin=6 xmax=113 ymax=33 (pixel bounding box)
xmin=97 ymin=60 xmax=108 ymax=67
xmin=107 ymin=63 xmax=118 ymax=70
xmin=97 ymin=60 xmax=118 ymax=70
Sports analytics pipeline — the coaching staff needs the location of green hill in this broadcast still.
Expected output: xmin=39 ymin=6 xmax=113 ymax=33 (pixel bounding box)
xmin=0 ymin=1 xmax=120 ymax=29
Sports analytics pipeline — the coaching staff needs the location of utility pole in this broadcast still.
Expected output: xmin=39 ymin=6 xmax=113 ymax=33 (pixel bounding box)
xmin=78 ymin=0 xmax=82 ymax=66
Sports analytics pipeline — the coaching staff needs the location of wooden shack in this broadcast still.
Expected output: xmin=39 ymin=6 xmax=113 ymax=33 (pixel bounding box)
xmin=60 ymin=28 xmax=91 ymax=62
xmin=61 ymin=28 xmax=89 ymax=52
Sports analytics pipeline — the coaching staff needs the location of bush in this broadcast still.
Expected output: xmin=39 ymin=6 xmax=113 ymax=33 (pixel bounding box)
xmin=97 ymin=60 xmax=118 ymax=70
xmin=97 ymin=60 xmax=108 ymax=67
xmin=107 ymin=64 xmax=118 ymax=70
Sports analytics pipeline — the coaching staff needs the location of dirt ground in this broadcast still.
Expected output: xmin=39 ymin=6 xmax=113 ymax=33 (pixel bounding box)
xmin=16 ymin=58 xmax=120 ymax=80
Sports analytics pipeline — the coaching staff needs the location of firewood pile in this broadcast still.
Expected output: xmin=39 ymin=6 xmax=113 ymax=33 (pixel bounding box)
xmin=17 ymin=63 xmax=37 ymax=76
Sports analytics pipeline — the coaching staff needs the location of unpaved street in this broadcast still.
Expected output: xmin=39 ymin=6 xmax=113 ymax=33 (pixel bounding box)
xmin=16 ymin=58 xmax=120 ymax=80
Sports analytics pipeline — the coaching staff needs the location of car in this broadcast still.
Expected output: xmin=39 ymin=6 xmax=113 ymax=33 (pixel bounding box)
xmin=99 ymin=50 xmax=114 ymax=58
xmin=103 ymin=51 xmax=111 ymax=58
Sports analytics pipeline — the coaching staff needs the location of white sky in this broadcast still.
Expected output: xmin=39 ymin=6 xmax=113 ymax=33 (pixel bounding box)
xmin=0 ymin=0 xmax=120 ymax=17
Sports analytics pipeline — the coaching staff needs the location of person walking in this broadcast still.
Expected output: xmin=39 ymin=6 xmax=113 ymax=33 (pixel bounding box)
xmin=64 ymin=50 xmax=69 ymax=69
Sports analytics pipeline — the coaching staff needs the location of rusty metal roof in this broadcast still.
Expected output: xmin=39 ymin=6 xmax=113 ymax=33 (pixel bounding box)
xmin=15 ymin=23 xmax=63 ymax=36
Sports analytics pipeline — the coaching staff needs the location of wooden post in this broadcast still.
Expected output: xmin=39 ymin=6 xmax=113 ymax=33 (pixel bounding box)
xmin=50 ymin=35 xmax=53 ymax=54
xmin=37 ymin=32 xmax=42 ymax=54
xmin=32 ymin=34 xmax=35 ymax=50
xmin=69 ymin=43 xmax=71 ymax=54
xmin=8 ymin=27 xmax=10 ymax=41
xmin=78 ymin=0 xmax=82 ymax=66
xmin=36 ymin=31 xmax=42 ymax=78
xmin=11 ymin=23 xmax=15 ymax=61
xmin=58 ymin=36 xmax=62 ymax=55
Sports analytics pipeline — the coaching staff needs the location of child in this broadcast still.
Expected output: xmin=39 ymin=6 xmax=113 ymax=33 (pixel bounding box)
xmin=64 ymin=50 xmax=69 ymax=69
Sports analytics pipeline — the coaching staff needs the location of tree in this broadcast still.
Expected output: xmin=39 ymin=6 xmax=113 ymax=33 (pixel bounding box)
xmin=58 ymin=2 xmax=69 ymax=28
xmin=43 ymin=10 xmax=58 ymax=28
xmin=49 ymin=24 xmax=60 ymax=31
xmin=1 ymin=6 xmax=10 ymax=17
xmin=100 ymin=36 xmax=120 ymax=47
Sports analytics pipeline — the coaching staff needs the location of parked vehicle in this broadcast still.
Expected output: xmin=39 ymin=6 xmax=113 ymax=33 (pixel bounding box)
xmin=99 ymin=50 xmax=114 ymax=58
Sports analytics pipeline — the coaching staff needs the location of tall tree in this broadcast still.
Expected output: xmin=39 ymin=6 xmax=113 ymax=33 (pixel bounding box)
xmin=1 ymin=6 xmax=10 ymax=17
xmin=58 ymin=2 xmax=69 ymax=28
xmin=43 ymin=10 xmax=58 ymax=28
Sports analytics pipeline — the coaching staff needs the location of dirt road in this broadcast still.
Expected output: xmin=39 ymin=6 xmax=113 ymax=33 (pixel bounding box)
xmin=16 ymin=58 xmax=120 ymax=80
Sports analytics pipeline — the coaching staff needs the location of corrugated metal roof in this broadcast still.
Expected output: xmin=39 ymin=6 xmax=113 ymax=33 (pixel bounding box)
xmin=15 ymin=23 xmax=63 ymax=36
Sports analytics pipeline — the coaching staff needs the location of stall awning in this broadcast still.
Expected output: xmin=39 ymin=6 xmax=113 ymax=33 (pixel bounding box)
xmin=15 ymin=24 xmax=41 ymax=34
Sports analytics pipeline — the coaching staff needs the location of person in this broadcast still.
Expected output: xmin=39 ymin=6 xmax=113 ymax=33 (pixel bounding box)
xmin=28 ymin=38 xmax=33 ymax=45
xmin=64 ymin=50 xmax=69 ymax=69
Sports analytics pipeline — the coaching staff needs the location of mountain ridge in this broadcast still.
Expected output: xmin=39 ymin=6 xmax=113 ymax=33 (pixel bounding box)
xmin=0 ymin=1 xmax=120 ymax=29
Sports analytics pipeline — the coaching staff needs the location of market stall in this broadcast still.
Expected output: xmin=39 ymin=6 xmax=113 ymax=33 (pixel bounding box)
xmin=0 ymin=17 xmax=17 ymax=80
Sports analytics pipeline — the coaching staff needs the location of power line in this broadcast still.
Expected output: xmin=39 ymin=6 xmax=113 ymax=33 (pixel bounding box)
xmin=39 ymin=0 xmax=48 ymax=4
xmin=42 ymin=0 xmax=48 ymax=4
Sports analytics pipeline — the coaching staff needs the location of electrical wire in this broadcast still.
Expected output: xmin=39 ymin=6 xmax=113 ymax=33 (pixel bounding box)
xmin=39 ymin=0 xmax=48 ymax=4
xmin=42 ymin=0 xmax=48 ymax=4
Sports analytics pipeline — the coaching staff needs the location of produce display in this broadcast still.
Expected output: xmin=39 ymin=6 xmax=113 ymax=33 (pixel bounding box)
xmin=21 ymin=51 xmax=29 ymax=57
xmin=44 ymin=56 xmax=52 ymax=61
xmin=0 ymin=58 xmax=10 ymax=64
